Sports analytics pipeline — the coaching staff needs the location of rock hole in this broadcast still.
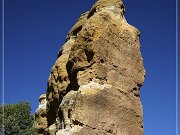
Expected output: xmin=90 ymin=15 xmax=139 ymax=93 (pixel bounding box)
xmin=113 ymin=65 xmax=118 ymax=68
xmin=40 ymin=112 xmax=46 ymax=117
xmin=100 ymin=59 xmax=105 ymax=63
xmin=87 ymin=7 xmax=96 ymax=19
xmin=72 ymin=25 xmax=82 ymax=36
xmin=57 ymin=109 xmax=64 ymax=129
xmin=63 ymin=77 xmax=67 ymax=82
xmin=47 ymin=100 xmax=60 ymax=126
xmin=68 ymin=109 xmax=71 ymax=119
xmin=84 ymin=49 xmax=94 ymax=62
xmin=66 ymin=61 xmax=80 ymax=91
xmin=73 ymin=120 xmax=84 ymax=127
xmin=105 ymin=128 xmax=113 ymax=134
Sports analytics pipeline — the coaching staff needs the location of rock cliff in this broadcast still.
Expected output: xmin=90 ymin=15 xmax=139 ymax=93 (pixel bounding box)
xmin=36 ymin=0 xmax=146 ymax=134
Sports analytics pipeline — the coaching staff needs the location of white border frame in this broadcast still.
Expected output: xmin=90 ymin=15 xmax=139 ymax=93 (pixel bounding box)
xmin=1 ymin=0 xmax=179 ymax=135
xmin=2 ymin=0 xmax=5 ymax=134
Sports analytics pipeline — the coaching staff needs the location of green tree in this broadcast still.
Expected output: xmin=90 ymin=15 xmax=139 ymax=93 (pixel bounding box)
xmin=0 ymin=101 xmax=37 ymax=135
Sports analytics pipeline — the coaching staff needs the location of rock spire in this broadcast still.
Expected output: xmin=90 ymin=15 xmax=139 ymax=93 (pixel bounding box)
xmin=36 ymin=0 xmax=146 ymax=134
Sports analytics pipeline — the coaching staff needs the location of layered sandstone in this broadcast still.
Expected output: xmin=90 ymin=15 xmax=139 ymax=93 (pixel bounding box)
xmin=36 ymin=0 xmax=146 ymax=134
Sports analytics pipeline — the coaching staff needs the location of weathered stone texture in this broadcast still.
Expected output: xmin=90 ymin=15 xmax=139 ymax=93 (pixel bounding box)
xmin=35 ymin=94 xmax=48 ymax=134
xmin=36 ymin=0 xmax=146 ymax=134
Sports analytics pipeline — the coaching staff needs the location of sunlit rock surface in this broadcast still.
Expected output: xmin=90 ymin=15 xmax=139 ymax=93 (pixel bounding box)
xmin=36 ymin=0 xmax=146 ymax=134
xmin=35 ymin=94 xmax=48 ymax=134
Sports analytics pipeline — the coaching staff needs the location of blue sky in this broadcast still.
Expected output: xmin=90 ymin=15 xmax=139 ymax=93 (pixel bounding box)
xmin=1 ymin=0 xmax=178 ymax=134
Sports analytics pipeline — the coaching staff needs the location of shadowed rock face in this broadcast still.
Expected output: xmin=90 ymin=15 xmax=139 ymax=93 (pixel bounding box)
xmin=36 ymin=0 xmax=146 ymax=134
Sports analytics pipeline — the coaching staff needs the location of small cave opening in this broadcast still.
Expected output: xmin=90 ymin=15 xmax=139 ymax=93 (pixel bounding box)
xmin=84 ymin=49 xmax=94 ymax=62
xmin=66 ymin=61 xmax=80 ymax=91
xmin=47 ymin=100 xmax=60 ymax=126
xmin=100 ymin=59 xmax=105 ymax=63
xmin=87 ymin=7 xmax=96 ymax=19
xmin=68 ymin=109 xmax=71 ymax=119
xmin=72 ymin=26 xmax=82 ymax=36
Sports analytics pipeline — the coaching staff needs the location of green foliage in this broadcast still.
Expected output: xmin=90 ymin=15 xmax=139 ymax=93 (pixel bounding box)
xmin=0 ymin=101 xmax=37 ymax=135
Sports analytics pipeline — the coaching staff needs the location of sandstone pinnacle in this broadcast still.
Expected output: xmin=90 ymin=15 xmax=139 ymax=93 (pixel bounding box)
xmin=35 ymin=0 xmax=146 ymax=134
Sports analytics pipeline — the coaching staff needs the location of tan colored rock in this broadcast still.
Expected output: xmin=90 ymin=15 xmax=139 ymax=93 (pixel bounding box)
xmin=48 ymin=124 xmax=56 ymax=135
xmin=35 ymin=94 xmax=48 ymax=134
xmin=41 ymin=0 xmax=146 ymax=134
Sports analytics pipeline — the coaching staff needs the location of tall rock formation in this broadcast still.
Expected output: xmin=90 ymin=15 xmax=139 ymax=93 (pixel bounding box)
xmin=36 ymin=0 xmax=146 ymax=134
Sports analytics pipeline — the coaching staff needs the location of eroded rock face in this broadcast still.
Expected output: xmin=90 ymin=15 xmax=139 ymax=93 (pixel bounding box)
xmin=41 ymin=0 xmax=145 ymax=134
xmin=35 ymin=94 xmax=48 ymax=134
